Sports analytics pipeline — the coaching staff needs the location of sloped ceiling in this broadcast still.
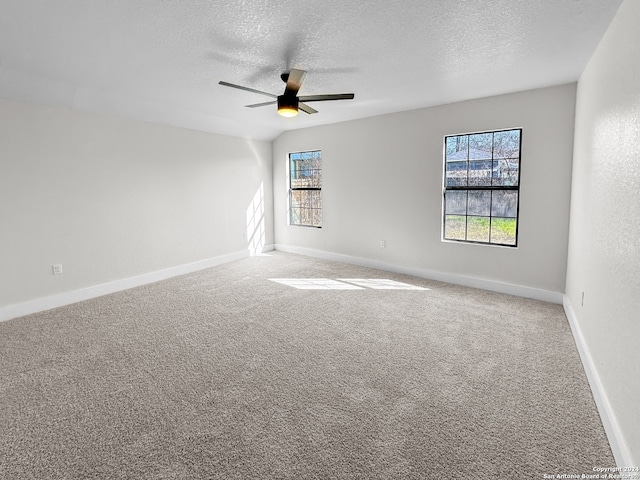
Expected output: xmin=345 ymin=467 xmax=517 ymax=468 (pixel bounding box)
xmin=0 ymin=0 xmax=623 ymax=140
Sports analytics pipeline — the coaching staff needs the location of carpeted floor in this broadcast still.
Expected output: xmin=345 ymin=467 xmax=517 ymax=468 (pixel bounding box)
xmin=0 ymin=251 xmax=614 ymax=479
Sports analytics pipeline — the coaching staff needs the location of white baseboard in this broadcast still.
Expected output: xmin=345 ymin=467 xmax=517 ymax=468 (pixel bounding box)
xmin=274 ymin=244 xmax=563 ymax=304
xmin=0 ymin=249 xmax=249 ymax=323
xmin=563 ymin=296 xmax=632 ymax=469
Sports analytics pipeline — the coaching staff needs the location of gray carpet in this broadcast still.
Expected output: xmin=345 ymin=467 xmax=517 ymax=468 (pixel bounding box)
xmin=0 ymin=251 xmax=614 ymax=479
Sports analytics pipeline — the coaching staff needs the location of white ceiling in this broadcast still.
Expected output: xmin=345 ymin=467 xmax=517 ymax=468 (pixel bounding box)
xmin=0 ymin=0 xmax=622 ymax=141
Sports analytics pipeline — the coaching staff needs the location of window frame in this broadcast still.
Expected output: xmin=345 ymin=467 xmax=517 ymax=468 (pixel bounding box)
xmin=288 ymin=149 xmax=322 ymax=228
xmin=442 ymin=128 xmax=522 ymax=247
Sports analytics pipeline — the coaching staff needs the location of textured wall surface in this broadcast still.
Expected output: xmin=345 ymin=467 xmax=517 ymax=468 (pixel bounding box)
xmin=0 ymin=98 xmax=273 ymax=308
xmin=566 ymin=0 xmax=640 ymax=467
xmin=273 ymin=84 xmax=576 ymax=294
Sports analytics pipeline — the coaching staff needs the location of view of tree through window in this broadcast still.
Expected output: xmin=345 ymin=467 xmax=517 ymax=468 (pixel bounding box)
xmin=289 ymin=150 xmax=322 ymax=227
xmin=443 ymin=129 xmax=521 ymax=246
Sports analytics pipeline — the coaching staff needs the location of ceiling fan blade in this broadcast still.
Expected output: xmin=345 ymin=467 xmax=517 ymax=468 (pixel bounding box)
xmin=285 ymin=68 xmax=306 ymax=95
xmin=299 ymin=102 xmax=318 ymax=115
xmin=298 ymin=93 xmax=355 ymax=102
xmin=245 ymin=100 xmax=277 ymax=108
xmin=218 ymin=81 xmax=277 ymax=98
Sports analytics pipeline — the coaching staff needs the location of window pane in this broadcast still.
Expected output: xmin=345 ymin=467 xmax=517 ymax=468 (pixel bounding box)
xmin=490 ymin=218 xmax=517 ymax=245
xmin=445 ymin=190 xmax=467 ymax=215
xmin=312 ymin=208 xmax=322 ymax=227
xmin=444 ymin=215 xmax=466 ymax=240
xmin=290 ymin=190 xmax=304 ymax=209
xmin=493 ymin=130 xmax=520 ymax=159
xmin=445 ymin=135 xmax=468 ymax=161
xmin=289 ymin=206 xmax=301 ymax=225
xmin=491 ymin=191 xmax=518 ymax=218
xmin=468 ymin=160 xmax=492 ymax=186
xmin=468 ymin=133 xmax=493 ymax=160
xmin=468 ymin=190 xmax=491 ymax=216
xmin=492 ymin=159 xmax=519 ymax=186
xmin=446 ymin=161 xmax=467 ymax=186
xmin=467 ymin=216 xmax=490 ymax=243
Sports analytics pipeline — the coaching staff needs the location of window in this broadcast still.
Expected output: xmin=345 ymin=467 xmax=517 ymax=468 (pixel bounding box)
xmin=289 ymin=150 xmax=322 ymax=227
xmin=443 ymin=129 xmax=521 ymax=246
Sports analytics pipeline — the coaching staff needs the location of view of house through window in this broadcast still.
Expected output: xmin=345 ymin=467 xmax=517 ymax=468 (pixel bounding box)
xmin=443 ymin=129 xmax=521 ymax=246
xmin=289 ymin=150 xmax=322 ymax=227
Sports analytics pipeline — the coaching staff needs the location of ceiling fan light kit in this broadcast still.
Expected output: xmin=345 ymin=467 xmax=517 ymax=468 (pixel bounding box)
xmin=219 ymin=68 xmax=354 ymax=118
xmin=277 ymin=95 xmax=299 ymax=117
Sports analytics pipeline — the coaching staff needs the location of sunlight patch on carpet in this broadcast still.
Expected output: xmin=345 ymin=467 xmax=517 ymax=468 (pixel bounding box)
xmin=338 ymin=279 xmax=429 ymax=290
xmin=269 ymin=278 xmax=364 ymax=290
xmin=269 ymin=278 xmax=429 ymax=290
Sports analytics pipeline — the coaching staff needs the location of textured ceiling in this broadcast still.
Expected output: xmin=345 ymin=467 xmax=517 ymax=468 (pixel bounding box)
xmin=0 ymin=0 xmax=623 ymax=140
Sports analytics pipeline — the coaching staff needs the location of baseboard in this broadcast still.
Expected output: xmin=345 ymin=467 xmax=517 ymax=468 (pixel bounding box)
xmin=563 ymin=296 xmax=632 ymax=468
xmin=274 ymin=244 xmax=563 ymax=304
xmin=0 ymin=249 xmax=249 ymax=323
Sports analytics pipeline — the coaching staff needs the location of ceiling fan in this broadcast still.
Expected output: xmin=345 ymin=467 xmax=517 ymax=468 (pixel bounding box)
xmin=219 ymin=68 xmax=354 ymax=117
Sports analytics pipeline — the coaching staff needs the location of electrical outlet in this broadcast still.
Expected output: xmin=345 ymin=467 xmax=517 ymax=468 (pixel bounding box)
xmin=380 ymin=240 xmax=386 ymax=248
xmin=52 ymin=264 xmax=63 ymax=275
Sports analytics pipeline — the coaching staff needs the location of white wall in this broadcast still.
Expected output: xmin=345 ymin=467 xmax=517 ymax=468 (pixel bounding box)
xmin=0 ymin=98 xmax=273 ymax=311
xmin=566 ymin=0 xmax=639 ymax=467
xmin=273 ymin=84 xmax=576 ymax=297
